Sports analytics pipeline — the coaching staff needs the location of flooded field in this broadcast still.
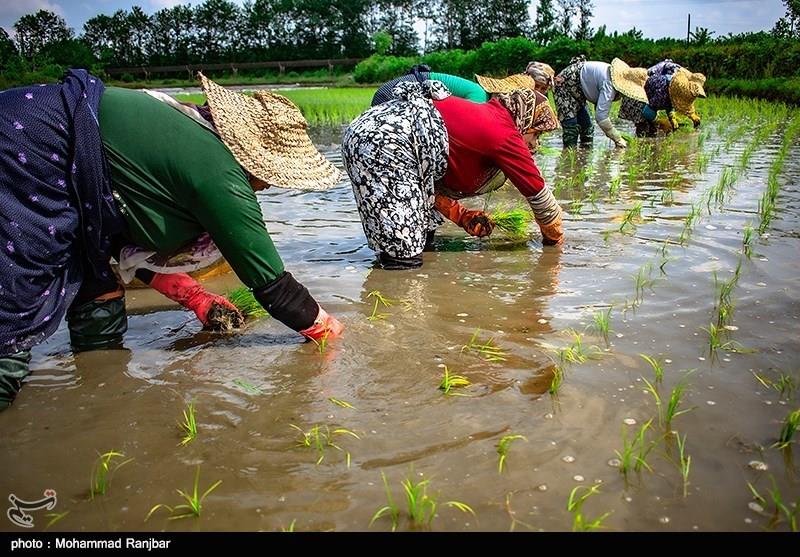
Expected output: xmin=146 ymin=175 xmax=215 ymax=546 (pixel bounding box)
xmin=1 ymin=96 xmax=798 ymax=532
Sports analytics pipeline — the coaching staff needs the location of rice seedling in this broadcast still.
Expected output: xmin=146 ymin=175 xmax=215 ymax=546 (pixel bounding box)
xmin=665 ymin=378 xmax=695 ymax=428
xmin=675 ymin=433 xmax=691 ymax=498
xmin=504 ymin=492 xmax=535 ymax=531
xmin=90 ymin=450 xmax=133 ymax=499
xmin=281 ymin=519 xmax=297 ymax=532
xmin=496 ymin=434 xmax=527 ymax=474
xmin=764 ymin=476 xmax=800 ymax=532
xmin=591 ymin=306 xmax=613 ymax=343
xmin=489 ymin=204 xmax=533 ymax=239
xmin=371 ymin=471 xmax=475 ymax=530
xmin=308 ymin=330 xmax=330 ymax=355
xmin=289 ymin=423 xmax=360 ymax=466
xmin=178 ymin=402 xmax=197 ymax=446
xmin=586 ymin=188 xmax=601 ymax=212
xmin=760 ymin=372 xmax=800 ymax=400
xmin=773 ymin=408 xmax=800 ymax=449
xmin=607 ymin=176 xmax=621 ymax=200
xmin=233 ymin=378 xmax=262 ymax=395
xmin=439 ymin=365 xmax=471 ymax=396
xmin=367 ymin=290 xmax=393 ymax=321
xmin=615 ymin=418 xmax=655 ymax=478
xmin=632 ymin=263 xmax=657 ymax=306
xmin=548 ymin=364 xmax=565 ymax=396
xmin=641 ymin=376 xmax=662 ymax=424
xmin=618 ymin=202 xmax=643 ymax=234
xmin=701 ymin=323 xmax=754 ymax=359
xmin=660 ymin=187 xmax=674 ymax=206
xmin=225 ymin=286 xmax=268 ymax=319
xmin=678 ymin=204 xmax=702 ymax=245
xmin=640 ymin=354 xmax=664 ymax=383
xmin=145 ymin=465 xmax=222 ymax=521
xmin=742 ymin=224 xmax=754 ymax=259
xmin=569 ymin=197 xmax=585 ymax=216
xmin=44 ymin=511 xmax=69 ymax=530
xmin=557 ymin=330 xmax=602 ymax=365
xmin=567 ymin=484 xmax=612 ymax=532
xmin=328 ymin=397 xmax=355 ymax=409
xmin=461 ymin=329 xmax=507 ymax=362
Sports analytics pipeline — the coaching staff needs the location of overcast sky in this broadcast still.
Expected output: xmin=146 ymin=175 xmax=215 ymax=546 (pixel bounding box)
xmin=0 ymin=0 xmax=787 ymax=40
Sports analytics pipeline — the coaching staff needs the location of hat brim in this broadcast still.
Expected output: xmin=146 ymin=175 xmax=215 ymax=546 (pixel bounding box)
xmin=476 ymin=73 xmax=538 ymax=93
xmin=610 ymin=58 xmax=649 ymax=103
xmin=199 ymin=73 xmax=342 ymax=191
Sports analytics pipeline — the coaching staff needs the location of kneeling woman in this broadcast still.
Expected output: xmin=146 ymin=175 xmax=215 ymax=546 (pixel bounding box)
xmin=342 ymin=81 xmax=562 ymax=269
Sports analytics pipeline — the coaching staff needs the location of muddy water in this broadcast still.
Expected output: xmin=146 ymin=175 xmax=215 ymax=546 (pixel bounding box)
xmin=1 ymin=113 xmax=799 ymax=532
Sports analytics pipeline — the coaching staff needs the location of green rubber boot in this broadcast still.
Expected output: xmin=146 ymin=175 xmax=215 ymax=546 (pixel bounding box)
xmin=66 ymin=297 xmax=128 ymax=352
xmin=561 ymin=123 xmax=579 ymax=148
xmin=0 ymin=351 xmax=31 ymax=411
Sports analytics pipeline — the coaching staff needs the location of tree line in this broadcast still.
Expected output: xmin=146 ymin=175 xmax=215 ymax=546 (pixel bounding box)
xmin=0 ymin=0 xmax=798 ymax=88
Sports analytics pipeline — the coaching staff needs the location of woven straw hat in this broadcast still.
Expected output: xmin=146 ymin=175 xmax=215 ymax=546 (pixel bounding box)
xmin=475 ymin=73 xmax=538 ymax=94
xmin=669 ymin=68 xmax=707 ymax=115
xmin=199 ymin=72 xmax=342 ymax=191
xmin=610 ymin=58 xmax=648 ymax=103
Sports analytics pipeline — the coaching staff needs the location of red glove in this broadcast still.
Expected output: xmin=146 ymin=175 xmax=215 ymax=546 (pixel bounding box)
xmin=298 ymin=306 xmax=344 ymax=341
xmin=434 ymin=194 xmax=494 ymax=237
xmin=149 ymin=272 xmax=243 ymax=329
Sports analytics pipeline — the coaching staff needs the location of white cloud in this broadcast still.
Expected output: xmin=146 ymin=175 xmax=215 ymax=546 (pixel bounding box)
xmin=0 ymin=0 xmax=64 ymax=22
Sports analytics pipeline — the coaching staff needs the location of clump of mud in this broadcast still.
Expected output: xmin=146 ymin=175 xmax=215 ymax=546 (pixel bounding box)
xmin=205 ymin=302 xmax=246 ymax=332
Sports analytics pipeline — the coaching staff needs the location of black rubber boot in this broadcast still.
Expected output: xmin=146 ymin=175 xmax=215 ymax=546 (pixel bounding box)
xmin=635 ymin=121 xmax=657 ymax=137
xmin=0 ymin=351 xmax=31 ymax=411
xmin=378 ymin=252 xmax=423 ymax=270
xmin=423 ymin=230 xmax=436 ymax=252
xmin=66 ymin=297 xmax=128 ymax=352
xmin=561 ymin=122 xmax=579 ymax=148
xmin=578 ymin=123 xmax=594 ymax=145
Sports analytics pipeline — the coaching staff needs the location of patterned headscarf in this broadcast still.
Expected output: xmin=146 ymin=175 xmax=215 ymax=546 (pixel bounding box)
xmin=525 ymin=61 xmax=556 ymax=90
xmin=495 ymin=89 xmax=559 ymax=135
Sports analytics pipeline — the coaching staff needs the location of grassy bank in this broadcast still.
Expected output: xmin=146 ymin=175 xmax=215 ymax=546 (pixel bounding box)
xmin=175 ymin=88 xmax=376 ymax=126
xmin=704 ymin=77 xmax=800 ymax=105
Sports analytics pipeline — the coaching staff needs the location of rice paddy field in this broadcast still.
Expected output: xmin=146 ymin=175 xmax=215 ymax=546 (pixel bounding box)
xmin=1 ymin=91 xmax=798 ymax=532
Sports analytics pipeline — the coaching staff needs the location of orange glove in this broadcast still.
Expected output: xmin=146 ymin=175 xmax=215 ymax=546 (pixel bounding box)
xmin=538 ymin=211 xmax=564 ymax=246
xmin=298 ymin=306 xmax=344 ymax=341
xmin=434 ymin=194 xmax=494 ymax=237
xmin=149 ymin=272 xmax=244 ymax=329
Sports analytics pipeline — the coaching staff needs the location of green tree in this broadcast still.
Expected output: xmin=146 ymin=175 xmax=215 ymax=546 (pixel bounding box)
xmin=773 ymin=0 xmax=800 ymax=39
xmin=0 ymin=27 xmax=18 ymax=71
xmin=575 ymin=0 xmax=593 ymax=40
xmin=691 ymin=26 xmax=715 ymax=45
xmin=534 ymin=0 xmax=558 ymax=45
xmin=194 ymin=0 xmax=243 ymax=62
xmin=13 ymin=10 xmax=74 ymax=61
xmin=556 ymin=0 xmax=576 ymax=38
xmin=148 ymin=5 xmax=197 ymax=65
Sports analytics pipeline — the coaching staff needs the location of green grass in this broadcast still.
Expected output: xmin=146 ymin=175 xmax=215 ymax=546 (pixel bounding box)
xmin=178 ymin=402 xmax=198 ymax=446
xmin=225 ymin=287 xmax=268 ymax=319
xmin=439 ymin=365 xmax=471 ymax=396
xmin=496 ymin=434 xmax=527 ymax=474
xmin=370 ymin=470 xmax=475 ymax=531
xmin=146 ymin=465 xmax=222 ymax=521
xmin=567 ymin=484 xmax=612 ymax=532
xmin=488 ymin=204 xmax=533 ymax=239
xmin=90 ymin=451 xmax=133 ymax=499
xmin=174 ymin=88 xmax=374 ymax=126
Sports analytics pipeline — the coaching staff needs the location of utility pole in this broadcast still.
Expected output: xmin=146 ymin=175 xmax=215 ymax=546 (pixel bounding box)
xmin=687 ymin=13 xmax=691 ymax=44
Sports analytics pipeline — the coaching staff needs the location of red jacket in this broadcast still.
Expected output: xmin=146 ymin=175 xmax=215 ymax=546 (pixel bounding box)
xmin=433 ymin=96 xmax=546 ymax=198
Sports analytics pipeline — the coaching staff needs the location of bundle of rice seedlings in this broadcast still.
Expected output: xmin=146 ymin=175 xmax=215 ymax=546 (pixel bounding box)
xmin=225 ymin=286 xmax=268 ymax=319
xmin=489 ymin=204 xmax=533 ymax=239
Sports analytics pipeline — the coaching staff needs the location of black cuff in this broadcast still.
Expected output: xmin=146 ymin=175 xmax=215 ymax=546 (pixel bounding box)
xmin=253 ymin=272 xmax=318 ymax=332
xmin=378 ymin=252 xmax=423 ymax=270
